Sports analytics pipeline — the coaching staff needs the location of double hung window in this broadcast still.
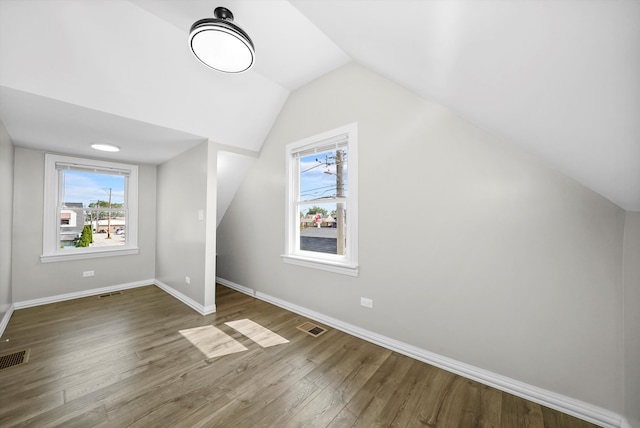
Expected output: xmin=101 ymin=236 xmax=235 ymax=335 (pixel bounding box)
xmin=42 ymin=154 xmax=138 ymax=262
xmin=283 ymin=123 xmax=358 ymax=276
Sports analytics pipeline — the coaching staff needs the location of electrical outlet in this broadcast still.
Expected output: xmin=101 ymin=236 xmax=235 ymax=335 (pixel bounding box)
xmin=360 ymin=297 xmax=373 ymax=308
xmin=185 ymin=276 xmax=191 ymax=285
xmin=83 ymin=270 xmax=94 ymax=277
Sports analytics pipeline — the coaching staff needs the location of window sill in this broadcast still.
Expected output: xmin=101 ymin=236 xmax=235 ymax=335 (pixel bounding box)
xmin=41 ymin=247 xmax=139 ymax=263
xmin=281 ymin=254 xmax=358 ymax=277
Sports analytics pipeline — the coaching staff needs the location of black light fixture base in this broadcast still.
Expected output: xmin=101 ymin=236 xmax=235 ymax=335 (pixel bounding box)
xmin=214 ymin=7 xmax=234 ymax=21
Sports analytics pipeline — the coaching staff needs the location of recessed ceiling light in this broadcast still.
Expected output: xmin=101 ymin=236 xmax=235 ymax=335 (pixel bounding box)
xmin=91 ymin=143 xmax=120 ymax=152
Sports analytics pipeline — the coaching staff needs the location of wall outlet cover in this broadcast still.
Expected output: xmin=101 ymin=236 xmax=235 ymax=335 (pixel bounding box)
xmin=360 ymin=297 xmax=373 ymax=308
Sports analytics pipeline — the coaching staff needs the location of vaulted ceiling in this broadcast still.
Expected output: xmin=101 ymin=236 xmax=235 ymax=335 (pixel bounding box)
xmin=1 ymin=0 xmax=638 ymax=211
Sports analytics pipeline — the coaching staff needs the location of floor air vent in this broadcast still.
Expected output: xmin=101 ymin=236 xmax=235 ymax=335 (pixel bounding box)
xmin=0 ymin=349 xmax=30 ymax=370
xmin=297 ymin=322 xmax=327 ymax=338
xmin=99 ymin=291 xmax=123 ymax=299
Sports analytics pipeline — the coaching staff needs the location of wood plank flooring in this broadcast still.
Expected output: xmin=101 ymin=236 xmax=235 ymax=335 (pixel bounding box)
xmin=0 ymin=285 xmax=600 ymax=427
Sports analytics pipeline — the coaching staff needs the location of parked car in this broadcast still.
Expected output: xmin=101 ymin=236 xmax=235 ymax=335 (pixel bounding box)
xmin=115 ymin=227 xmax=125 ymax=235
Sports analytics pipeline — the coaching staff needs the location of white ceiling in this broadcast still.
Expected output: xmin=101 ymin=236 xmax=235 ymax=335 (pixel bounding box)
xmin=0 ymin=86 xmax=206 ymax=165
xmin=1 ymin=0 xmax=638 ymax=210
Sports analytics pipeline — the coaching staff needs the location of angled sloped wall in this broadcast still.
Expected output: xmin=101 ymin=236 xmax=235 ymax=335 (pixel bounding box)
xmin=217 ymin=63 xmax=626 ymax=416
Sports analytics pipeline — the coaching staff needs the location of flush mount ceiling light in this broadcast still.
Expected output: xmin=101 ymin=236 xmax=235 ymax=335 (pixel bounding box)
xmin=189 ymin=7 xmax=255 ymax=73
xmin=91 ymin=143 xmax=120 ymax=152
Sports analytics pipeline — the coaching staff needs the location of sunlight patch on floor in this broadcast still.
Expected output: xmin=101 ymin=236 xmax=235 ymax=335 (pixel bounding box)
xmin=225 ymin=319 xmax=290 ymax=348
xmin=179 ymin=325 xmax=247 ymax=358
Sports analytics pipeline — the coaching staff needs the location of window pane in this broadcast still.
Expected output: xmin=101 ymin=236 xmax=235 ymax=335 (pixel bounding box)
xmin=58 ymin=209 xmax=126 ymax=249
xmin=58 ymin=170 xmax=126 ymax=250
xmin=298 ymin=148 xmax=348 ymax=256
xmin=61 ymin=170 xmax=125 ymax=207
xmin=299 ymin=202 xmax=347 ymax=255
xmin=299 ymin=148 xmax=348 ymax=203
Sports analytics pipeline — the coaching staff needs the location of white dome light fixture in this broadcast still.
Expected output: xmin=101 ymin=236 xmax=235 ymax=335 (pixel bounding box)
xmin=91 ymin=143 xmax=120 ymax=152
xmin=189 ymin=7 xmax=255 ymax=73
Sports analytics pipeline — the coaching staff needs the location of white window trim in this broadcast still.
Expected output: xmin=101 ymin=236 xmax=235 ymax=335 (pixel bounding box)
xmin=282 ymin=123 xmax=359 ymax=276
xmin=41 ymin=154 xmax=139 ymax=263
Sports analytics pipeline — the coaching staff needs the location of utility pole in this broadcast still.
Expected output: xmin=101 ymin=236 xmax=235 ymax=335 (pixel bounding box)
xmin=92 ymin=200 xmax=98 ymax=233
xmin=89 ymin=202 xmax=93 ymax=233
xmin=335 ymin=150 xmax=345 ymax=255
xmin=105 ymin=188 xmax=112 ymax=239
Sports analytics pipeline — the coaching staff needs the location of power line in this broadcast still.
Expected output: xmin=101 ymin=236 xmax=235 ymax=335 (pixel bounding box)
xmin=300 ymin=184 xmax=336 ymax=193
xmin=301 ymin=162 xmax=325 ymax=173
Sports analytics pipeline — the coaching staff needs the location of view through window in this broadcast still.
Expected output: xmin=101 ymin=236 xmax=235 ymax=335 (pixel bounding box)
xmin=42 ymin=154 xmax=138 ymax=262
xmin=298 ymin=147 xmax=348 ymax=255
xmin=59 ymin=169 xmax=127 ymax=249
xmin=283 ymin=123 xmax=358 ymax=276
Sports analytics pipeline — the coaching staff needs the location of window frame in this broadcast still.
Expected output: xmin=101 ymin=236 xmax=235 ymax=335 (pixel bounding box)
xmin=282 ymin=123 xmax=359 ymax=276
xmin=41 ymin=154 xmax=139 ymax=263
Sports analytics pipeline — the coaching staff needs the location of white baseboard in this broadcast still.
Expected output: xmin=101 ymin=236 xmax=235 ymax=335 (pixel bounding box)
xmin=154 ymin=280 xmax=216 ymax=315
xmin=13 ymin=279 xmax=154 ymax=309
xmin=8 ymin=278 xmax=215 ymax=317
xmin=216 ymin=276 xmax=254 ymax=297
xmin=214 ymin=277 xmax=628 ymax=428
xmin=0 ymin=304 xmax=15 ymax=338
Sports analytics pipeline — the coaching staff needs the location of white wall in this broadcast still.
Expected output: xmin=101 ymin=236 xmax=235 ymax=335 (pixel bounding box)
xmin=217 ymin=150 xmax=256 ymax=227
xmin=11 ymin=148 xmax=156 ymax=301
xmin=216 ymin=63 xmax=627 ymax=414
xmin=0 ymin=120 xmax=13 ymax=316
xmin=156 ymin=141 xmax=216 ymax=311
xmin=624 ymin=211 xmax=640 ymax=428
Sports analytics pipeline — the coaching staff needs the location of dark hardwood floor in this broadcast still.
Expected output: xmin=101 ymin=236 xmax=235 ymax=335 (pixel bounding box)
xmin=0 ymin=285 xmax=599 ymax=427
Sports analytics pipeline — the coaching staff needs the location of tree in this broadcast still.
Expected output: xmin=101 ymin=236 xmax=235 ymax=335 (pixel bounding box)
xmin=75 ymin=225 xmax=93 ymax=247
xmin=306 ymin=206 xmax=327 ymax=216
xmin=86 ymin=224 xmax=93 ymax=243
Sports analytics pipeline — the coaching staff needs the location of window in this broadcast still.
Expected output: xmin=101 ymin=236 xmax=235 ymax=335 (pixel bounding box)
xmin=41 ymin=154 xmax=139 ymax=262
xmin=282 ymin=123 xmax=358 ymax=276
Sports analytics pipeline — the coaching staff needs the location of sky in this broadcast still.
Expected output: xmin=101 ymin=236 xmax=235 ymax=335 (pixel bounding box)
xmin=299 ymin=149 xmax=348 ymax=216
xmin=62 ymin=170 xmax=125 ymax=206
